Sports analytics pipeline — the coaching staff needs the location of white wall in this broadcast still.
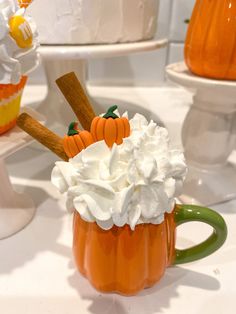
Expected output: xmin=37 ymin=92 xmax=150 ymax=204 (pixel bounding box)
xmin=28 ymin=0 xmax=196 ymax=86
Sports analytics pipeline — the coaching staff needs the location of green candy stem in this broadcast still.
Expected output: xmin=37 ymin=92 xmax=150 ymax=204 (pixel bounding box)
xmin=103 ymin=105 xmax=119 ymax=119
xmin=67 ymin=122 xmax=79 ymax=136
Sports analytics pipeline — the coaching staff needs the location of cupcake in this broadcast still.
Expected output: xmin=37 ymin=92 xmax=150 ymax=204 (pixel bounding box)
xmin=0 ymin=0 xmax=39 ymax=135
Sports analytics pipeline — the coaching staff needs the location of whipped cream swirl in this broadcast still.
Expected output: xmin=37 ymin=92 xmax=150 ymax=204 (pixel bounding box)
xmin=52 ymin=114 xmax=187 ymax=230
xmin=0 ymin=0 xmax=39 ymax=84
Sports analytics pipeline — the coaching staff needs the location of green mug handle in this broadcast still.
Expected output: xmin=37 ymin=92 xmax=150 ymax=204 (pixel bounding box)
xmin=174 ymin=204 xmax=227 ymax=265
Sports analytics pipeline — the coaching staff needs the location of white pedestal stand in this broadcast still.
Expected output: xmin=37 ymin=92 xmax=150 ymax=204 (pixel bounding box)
xmin=166 ymin=62 xmax=236 ymax=206
xmin=0 ymin=108 xmax=44 ymax=239
xmin=38 ymin=39 xmax=167 ymax=133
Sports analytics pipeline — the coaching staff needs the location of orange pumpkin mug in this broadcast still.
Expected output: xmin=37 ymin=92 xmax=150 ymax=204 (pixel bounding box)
xmin=73 ymin=204 xmax=227 ymax=296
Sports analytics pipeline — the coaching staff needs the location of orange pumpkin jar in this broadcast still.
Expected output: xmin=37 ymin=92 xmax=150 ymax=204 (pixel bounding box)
xmin=73 ymin=211 xmax=176 ymax=296
xmin=185 ymin=0 xmax=236 ymax=80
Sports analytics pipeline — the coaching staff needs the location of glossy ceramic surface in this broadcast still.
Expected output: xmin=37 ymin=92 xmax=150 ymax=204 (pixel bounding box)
xmin=73 ymin=204 xmax=227 ymax=296
xmin=185 ymin=0 xmax=236 ymax=80
xmin=174 ymin=205 xmax=227 ymax=264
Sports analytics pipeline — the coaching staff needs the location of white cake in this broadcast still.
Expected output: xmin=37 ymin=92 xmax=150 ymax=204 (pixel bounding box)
xmin=28 ymin=0 xmax=159 ymax=44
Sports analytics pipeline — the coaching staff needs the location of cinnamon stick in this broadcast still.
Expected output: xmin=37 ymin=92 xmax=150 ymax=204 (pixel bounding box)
xmin=17 ymin=113 xmax=68 ymax=161
xmin=56 ymin=72 xmax=96 ymax=131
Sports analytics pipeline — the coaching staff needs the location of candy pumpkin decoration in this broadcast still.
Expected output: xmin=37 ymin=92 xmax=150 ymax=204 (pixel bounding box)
xmin=185 ymin=0 xmax=236 ymax=80
xmin=90 ymin=105 xmax=130 ymax=147
xmin=18 ymin=0 xmax=33 ymax=8
xmin=63 ymin=122 xmax=94 ymax=158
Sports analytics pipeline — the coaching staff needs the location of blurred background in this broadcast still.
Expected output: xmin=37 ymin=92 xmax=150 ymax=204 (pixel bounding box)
xmin=29 ymin=0 xmax=195 ymax=86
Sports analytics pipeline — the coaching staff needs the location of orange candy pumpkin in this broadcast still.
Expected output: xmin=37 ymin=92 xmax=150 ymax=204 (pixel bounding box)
xmin=90 ymin=105 xmax=130 ymax=147
xmin=63 ymin=122 xmax=94 ymax=158
xmin=18 ymin=0 xmax=33 ymax=8
xmin=185 ymin=0 xmax=236 ymax=80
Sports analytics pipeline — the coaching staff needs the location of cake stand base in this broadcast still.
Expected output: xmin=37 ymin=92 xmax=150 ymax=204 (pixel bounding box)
xmin=37 ymin=58 xmax=88 ymax=134
xmin=0 ymin=159 xmax=36 ymax=240
xmin=38 ymin=40 xmax=167 ymax=133
xmin=180 ymin=163 xmax=236 ymax=206
xmin=166 ymin=62 xmax=236 ymax=206
xmin=0 ymin=108 xmax=44 ymax=239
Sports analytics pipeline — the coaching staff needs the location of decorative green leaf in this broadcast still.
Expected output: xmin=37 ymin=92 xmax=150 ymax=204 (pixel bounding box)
xmin=67 ymin=122 xmax=79 ymax=136
xmin=103 ymin=105 xmax=119 ymax=119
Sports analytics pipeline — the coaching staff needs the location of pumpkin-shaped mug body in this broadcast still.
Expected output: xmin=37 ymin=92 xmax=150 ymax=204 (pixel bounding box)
xmin=185 ymin=0 xmax=236 ymax=80
xmin=73 ymin=211 xmax=176 ymax=296
xmin=90 ymin=105 xmax=130 ymax=148
xmin=63 ymin=122 xmax=94 ymax=158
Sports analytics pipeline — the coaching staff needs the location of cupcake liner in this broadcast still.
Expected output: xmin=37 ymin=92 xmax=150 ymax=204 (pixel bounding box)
xmin=0 ymin=76 xmax=27 ymax=135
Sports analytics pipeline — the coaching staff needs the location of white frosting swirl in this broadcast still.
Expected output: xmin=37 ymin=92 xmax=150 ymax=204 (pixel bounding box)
xmin=0 ymin=0 xmax=39 ymax=84
xmin=52 ymin=114 xmax=187 ymax=230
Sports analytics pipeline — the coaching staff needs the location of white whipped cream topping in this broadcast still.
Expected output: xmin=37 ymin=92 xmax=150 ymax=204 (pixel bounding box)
xmin=28 ymin=0 xmax=159 ymax=44
xmin=51 ymin=114 xmax=187 ymax=230
xmin=0 ymin=0 xmax=39 ymax=84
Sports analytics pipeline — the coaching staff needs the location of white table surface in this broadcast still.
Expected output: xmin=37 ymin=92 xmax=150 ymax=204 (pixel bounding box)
xmin=1 ymin=85 xmax=236 ymax=314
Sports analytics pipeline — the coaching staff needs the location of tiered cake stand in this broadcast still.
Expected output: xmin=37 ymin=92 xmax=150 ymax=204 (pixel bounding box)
xmin=166 ymin=62 xmax=236 ymax=205
xmin=38 ymin=39 xmax=167 ymax=132
xmin=0 ymin=108 xmax=44 ymax=239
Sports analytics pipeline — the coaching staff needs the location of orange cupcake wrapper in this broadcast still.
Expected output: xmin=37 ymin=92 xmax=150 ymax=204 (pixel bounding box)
xmin=0 ymin=76 xmax=27 ymax=100
xmin=0 ymin=77 xmax=26 ymax=135
xmin=0 ymin=119 xmax=17 ymax=135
